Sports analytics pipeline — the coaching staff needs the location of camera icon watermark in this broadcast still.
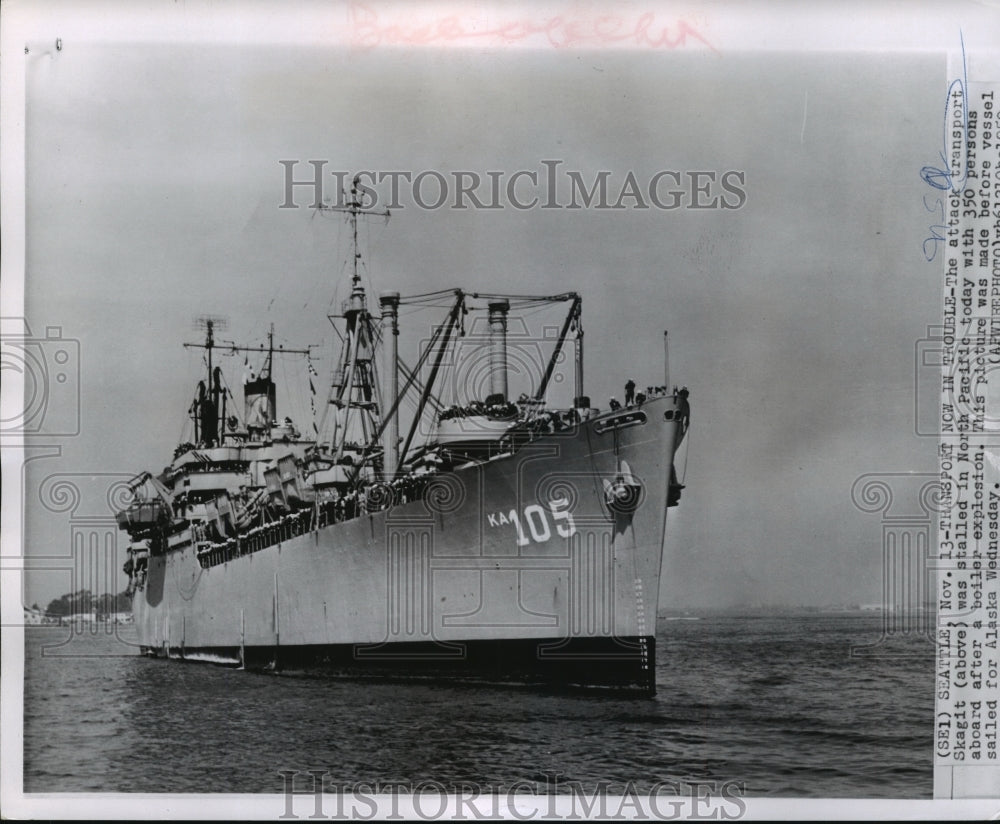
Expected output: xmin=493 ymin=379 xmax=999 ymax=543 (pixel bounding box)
xmin=0 ymin=318 xmax=81 ymax=438
xmin=445 ymin=317 xmax=548 ymax=408
xmin=414 ymin=310 xmax=576 ymax=442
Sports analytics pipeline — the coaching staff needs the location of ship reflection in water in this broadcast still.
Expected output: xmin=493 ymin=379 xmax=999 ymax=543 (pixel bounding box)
xmin=23 ymin=613 xmax=931 ymax=796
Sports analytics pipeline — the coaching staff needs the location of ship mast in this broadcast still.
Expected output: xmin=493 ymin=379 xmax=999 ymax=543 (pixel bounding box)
xmin=184 ymin=319 xmax=312 ymax=444
xmin=184 ymin=316 xmax=227 ymax=447
xmin=263 ymin=323 xmax=275 ymax=379
xmin=316 ymin=176 xmax=391 ymax=462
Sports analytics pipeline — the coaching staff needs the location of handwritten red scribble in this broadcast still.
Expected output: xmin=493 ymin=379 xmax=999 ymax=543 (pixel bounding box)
xmin=348 ymin=3 xmax=718 ymax=53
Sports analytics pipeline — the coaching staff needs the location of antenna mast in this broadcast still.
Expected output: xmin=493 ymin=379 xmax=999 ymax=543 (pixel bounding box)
xmin=316 ymin=175 xmax=391 ymax=458
xmin=184 ymin=320 xmax=314 ymax=443
xmin=318 ymin=174 xmax=391 ymax=292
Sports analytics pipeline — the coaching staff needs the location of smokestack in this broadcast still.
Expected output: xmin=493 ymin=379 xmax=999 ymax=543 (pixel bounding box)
xmin=487 ymin=299 xmax=510 ymax=401
xmin=380 ymin=291 xmax=400 ymax=479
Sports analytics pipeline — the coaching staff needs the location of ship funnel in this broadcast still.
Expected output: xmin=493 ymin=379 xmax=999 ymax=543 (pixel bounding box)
xmin=488 ymin=299 xmax=510 ymax=402
xmin=380 ymin=291 xmax=400 ymax=479
xmin=244 ymin=376 xmax=276 ymax=431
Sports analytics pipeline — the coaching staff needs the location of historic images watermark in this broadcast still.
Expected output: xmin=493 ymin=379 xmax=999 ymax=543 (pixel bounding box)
xmin=279 ymin=161 xmax=747 ymax=212
xmin=850 ymin=472 xmax=942 ymax=657
xmin=277 ymin=773 xmax=747 ymax=820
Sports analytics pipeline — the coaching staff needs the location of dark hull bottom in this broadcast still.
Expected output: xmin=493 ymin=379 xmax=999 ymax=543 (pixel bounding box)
xmin=142 ymin=635 xmax=658 ymax=696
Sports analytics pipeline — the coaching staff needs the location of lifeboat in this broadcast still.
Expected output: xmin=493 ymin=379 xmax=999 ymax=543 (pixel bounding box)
xmin=116 ymin=500 xmax=171 ymax=531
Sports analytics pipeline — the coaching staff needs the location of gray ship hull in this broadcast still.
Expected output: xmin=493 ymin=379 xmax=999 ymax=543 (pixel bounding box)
xmin=134 ymin=396 xmax=681 ymax=693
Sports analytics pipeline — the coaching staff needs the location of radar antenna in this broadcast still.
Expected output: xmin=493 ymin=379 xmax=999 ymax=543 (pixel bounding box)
xmin=316 ymin=175 xmax=391 ymax=289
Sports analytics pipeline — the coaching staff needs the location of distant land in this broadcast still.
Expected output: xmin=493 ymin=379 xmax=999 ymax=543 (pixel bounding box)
xmin=657 ymin=604 xmax=893 ymax=618
xmin=32 ymin=588 xmax=132 ymax=621
xmin=24 ymin=592 xmax=892 ymax=625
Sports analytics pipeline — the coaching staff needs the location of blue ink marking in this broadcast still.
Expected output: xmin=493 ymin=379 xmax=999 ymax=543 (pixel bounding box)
xmin=921 ymin=31 xmax=968 ymax=261
xmin=921 ymin=31 xmax=969 ymax=193
xmin=923 ymin=195 xmax=948 ymax=262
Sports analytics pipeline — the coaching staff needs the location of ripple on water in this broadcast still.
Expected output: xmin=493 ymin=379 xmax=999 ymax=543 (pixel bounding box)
xmin=22 ymin=616 xmax=931 ymax=797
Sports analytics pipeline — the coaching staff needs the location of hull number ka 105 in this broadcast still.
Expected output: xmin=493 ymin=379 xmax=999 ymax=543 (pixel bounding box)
xmin=486 ymin=498 xmax=576 ymax=546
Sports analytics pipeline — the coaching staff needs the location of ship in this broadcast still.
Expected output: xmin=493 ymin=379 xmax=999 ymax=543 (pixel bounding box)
xmin=116 ymin=178 xmax=690 ymax=695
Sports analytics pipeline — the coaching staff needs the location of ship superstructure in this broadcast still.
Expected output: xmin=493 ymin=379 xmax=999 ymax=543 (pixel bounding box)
xmin=117 ymin=178 xmax=689 ymax=693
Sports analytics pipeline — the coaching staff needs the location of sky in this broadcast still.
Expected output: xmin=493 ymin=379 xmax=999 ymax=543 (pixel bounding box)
xmin=7 ymin=0 xmax=996 ymax=611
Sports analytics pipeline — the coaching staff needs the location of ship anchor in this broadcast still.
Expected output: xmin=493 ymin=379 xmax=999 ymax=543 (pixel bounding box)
xmin=602 ymin=460 xmax=644 ymax=518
